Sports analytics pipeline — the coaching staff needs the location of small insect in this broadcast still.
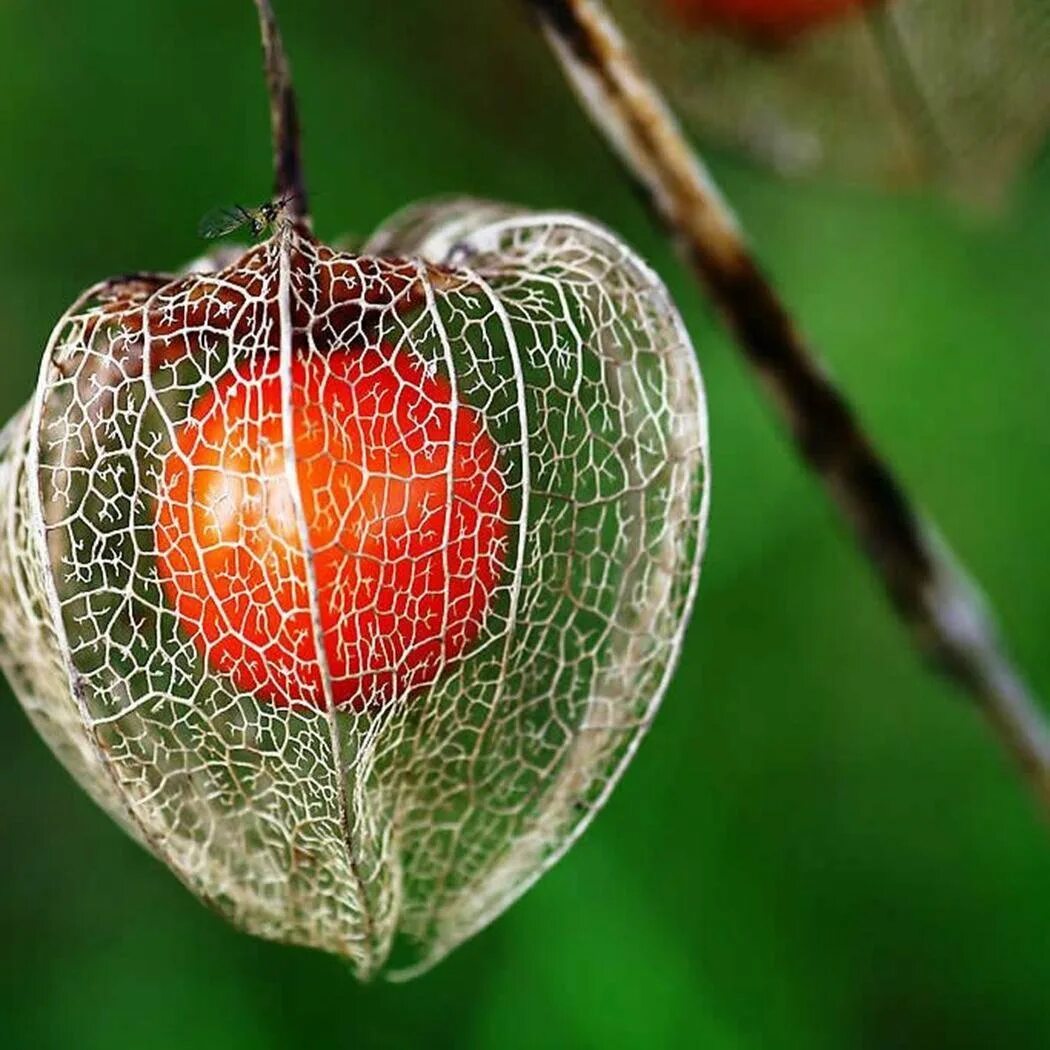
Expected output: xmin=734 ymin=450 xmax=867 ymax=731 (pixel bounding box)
xmin=197 ymin=192 xmax=296 ymax=241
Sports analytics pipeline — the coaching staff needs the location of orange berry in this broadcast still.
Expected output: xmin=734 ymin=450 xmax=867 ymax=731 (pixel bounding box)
xmin=154 ymin=345 xmax=507 ymax=711
xmin=664 ymin=0 xmax=883 ymax=40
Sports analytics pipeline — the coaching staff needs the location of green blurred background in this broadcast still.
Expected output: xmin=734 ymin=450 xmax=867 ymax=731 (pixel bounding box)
xmin=1 ymin=1 xmax=1048 ymax=1047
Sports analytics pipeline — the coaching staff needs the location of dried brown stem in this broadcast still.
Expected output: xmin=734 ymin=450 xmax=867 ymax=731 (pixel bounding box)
xmin=253 ymin=0 xmax=310 ymax=224
xmin=524 ymin=0 xmax=1050 ymax=814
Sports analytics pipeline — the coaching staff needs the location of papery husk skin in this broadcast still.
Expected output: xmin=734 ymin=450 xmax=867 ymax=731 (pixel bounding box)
xmin=0 ymin=199 xmax=708 ymax=979
xmin=618 ymin=0 xmax=1050 ymax=206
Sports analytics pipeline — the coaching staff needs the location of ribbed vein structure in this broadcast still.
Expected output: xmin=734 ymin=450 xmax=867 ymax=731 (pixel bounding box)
xmin=0 ymin=198 xmax=708 ymax=978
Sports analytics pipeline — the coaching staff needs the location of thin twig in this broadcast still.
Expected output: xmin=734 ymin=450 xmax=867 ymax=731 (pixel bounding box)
xmin=253 ymin=0 xmax=310 ymax=225
xmin=524 ymin=0 xmax=1050 ymax=813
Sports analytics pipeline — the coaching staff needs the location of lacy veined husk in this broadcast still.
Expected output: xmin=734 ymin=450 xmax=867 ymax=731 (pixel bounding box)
xmin=0 ymin=198 xmax=709 ymax=979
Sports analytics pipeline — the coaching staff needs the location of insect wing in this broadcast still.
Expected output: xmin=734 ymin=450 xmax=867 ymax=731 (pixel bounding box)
xmin=197 ymin=205 xmax=251 ymax=240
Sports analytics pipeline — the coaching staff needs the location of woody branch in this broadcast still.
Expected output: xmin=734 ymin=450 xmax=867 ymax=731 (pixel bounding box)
xmin=524 ymin=0 xmax=1050 ymax=815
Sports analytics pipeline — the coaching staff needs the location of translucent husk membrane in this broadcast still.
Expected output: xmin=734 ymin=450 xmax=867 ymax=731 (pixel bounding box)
xmin=0 ymin=199 xmax=708 ymax=979
xmin=616 ymin=0 xmax=1050 ymax=205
